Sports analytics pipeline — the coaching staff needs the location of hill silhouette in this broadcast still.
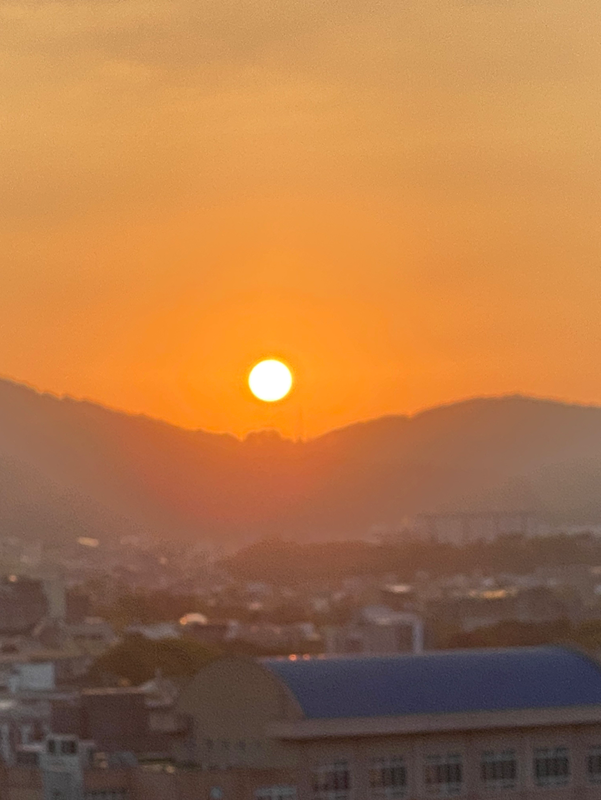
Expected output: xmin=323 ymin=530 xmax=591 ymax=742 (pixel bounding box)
xmin=1 ymin=378 xmax=601 ymax=544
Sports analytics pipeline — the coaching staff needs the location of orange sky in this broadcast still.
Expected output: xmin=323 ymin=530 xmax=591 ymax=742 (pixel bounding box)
xmin=1 ymin=0 xmax=600 ymax=437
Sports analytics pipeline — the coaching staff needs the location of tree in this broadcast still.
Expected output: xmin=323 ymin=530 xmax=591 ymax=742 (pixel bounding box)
xmin=87 ymin=634 xmax=220 ymax=686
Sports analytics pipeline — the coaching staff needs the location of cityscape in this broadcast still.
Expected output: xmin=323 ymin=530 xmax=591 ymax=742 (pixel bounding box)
xmin=2 ymin=0 xmax=600 ymax=796
xmin=1 ymin=509 xmax=601 ymax=797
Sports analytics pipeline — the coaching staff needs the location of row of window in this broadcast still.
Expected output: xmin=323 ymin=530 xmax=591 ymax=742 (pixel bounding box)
xmin=202 ymin=738 xmax=264 ymax=768
xmin=84 ymin=792 xmax=129 ymax=800
xmin=309 ymin=747 xmax=601 ymax=798
xmin=47 ymin=738 xmax=78 ymax=755
xmin=206 ymin=739 xmax=253 ymax=750
xmin=255 ymin=787 xmax=297 ymax=800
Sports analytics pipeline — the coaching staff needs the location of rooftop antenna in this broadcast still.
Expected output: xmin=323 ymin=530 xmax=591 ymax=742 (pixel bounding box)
xmin=296 ymin=405 xmax=305 ymax=443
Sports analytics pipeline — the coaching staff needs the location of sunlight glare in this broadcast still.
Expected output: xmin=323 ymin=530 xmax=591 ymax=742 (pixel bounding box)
xmin=248 ymin=359 xmax=293 ymax=402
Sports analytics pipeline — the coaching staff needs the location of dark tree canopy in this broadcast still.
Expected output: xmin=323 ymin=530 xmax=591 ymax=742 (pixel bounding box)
xmin=88 ymin=634 xmax=219 ymax=686
xmin=223 ymin=533 xmax=601 ymax=585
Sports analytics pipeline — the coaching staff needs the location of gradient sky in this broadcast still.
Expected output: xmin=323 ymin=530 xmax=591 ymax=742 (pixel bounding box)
xmin=1 ymin=0 xmax=600 ymax=437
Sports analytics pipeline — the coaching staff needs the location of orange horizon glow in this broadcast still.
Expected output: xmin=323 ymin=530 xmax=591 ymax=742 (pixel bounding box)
xmin=1 ymin=0 xmax=599 ymax=439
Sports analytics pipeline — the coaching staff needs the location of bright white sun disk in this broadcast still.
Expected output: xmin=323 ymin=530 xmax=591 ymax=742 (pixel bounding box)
xmin=248 ymin=359 xmax=293 ymax=402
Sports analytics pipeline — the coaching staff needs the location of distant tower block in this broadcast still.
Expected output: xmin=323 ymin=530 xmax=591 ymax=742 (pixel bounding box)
xmin=43 ymin=573 xmax=67 ymax=623
xmin=417 ymin=511 xmax=538 ymax=545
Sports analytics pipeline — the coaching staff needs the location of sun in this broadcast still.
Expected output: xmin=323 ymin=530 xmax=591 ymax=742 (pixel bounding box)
xmin=248 ymin=359 xmax=293 ymax=402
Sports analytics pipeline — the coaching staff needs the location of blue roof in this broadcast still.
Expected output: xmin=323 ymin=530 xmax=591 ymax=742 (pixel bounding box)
xmin=262 ymin=647 xmax=601 ymax=720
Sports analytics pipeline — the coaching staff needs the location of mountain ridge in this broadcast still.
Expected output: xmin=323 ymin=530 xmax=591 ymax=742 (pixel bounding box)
xmin=1 ymin=377 xmax=601 ymax=544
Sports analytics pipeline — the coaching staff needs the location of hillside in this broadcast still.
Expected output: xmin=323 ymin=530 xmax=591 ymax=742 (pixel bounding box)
xmin=1 ymin=378 xmax=601 ymax=544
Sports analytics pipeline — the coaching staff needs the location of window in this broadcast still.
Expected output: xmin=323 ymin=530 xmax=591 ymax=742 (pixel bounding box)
xmin=533 ymin=747 xmax=570 ymax=788
xmin=424 ymin=753 xmax=463 ymax=796
xmin=370 ymin=756 xmax=408 ymax=798
xmin=47 ymin=739 xmax=57 ymax=755
xmin=61 ymin=739 xmax=77 ymax=755
xmin=587 ymin=747 xmax=601 ymax=784
xmin=312 ymin=760 xmax=351 ymax=800
xmin=255 ymin=786 xmax=297 ymax=800
xmin=481 ymin=750 xmax=517 ymax=790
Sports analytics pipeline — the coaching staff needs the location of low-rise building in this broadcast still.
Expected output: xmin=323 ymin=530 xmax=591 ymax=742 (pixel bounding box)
xmin=173 ymin=645 xmax=601 ymax=799
xmin=51 ymin=687 xmax=185 ymax=758
xmin=8 ymin=734 xmax=132 ymax=800
xmin=7 ymin=646 xmax=601 ymax=799
xmin=324 ymin=605 xmax=424 ymax=655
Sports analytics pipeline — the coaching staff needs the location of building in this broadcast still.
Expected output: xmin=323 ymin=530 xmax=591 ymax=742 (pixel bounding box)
xmin=226 ymin=621 xmax=321 ymax=653
xmin=180 ymin=613 xmax=230 ymax=646
xmin=0 ymin=644 xmax=92 ymax=689
xmin=67 ymin=618 xmax=117 ymax=656
xmin=124 ymin=623 xmax=181 ymax=641
xmin=417 ymin=511 xmax=540 ymax=544
xmin=9 ymin=733 xmax=131 ymax=800
xmin=51 ymin=687 xmax=185 ymax=758
xmin=0 ymin=577 xmax=48 ymax=636
xmin=0 ymin=649 xmax=92 ymax=767
xmin=452 ymin=586 xmax=571 ymax=633
xmin=323 ymin=605 xmax=424 ymax=655
xmin=1 ymin=756 xmax=296 ymax=800
xmin=7 ymin=646 xmax=601 ymax=799
xmin=173 ymin=646 xmax=601 ymax=799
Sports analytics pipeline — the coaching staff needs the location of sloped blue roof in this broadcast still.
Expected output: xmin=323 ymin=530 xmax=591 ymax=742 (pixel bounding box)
xmin=262 ymin=647 xmax=601 ymax=720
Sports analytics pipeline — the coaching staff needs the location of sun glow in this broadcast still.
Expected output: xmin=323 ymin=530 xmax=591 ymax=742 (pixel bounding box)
xmin=248 ymin=359 xmax=293 ymax=402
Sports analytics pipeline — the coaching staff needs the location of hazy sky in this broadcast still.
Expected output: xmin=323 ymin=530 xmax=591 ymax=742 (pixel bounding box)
xmin=1 ymin=0 xmax=600 ymax=437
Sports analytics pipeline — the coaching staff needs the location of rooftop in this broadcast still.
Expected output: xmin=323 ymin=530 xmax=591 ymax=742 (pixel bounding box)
xmin=262 ymin=646 xmax=601 ymax=720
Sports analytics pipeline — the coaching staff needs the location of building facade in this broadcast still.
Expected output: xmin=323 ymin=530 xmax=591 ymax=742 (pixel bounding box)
xmin=323 ymin=606 xmax=424 ymax=656
xmin=173 ymin=646 xmax=601 ymax=799
xmin=7 ymin=646 xmax=601 ymax=799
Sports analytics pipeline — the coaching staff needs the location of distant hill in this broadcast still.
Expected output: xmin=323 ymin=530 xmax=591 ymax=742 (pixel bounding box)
xmin=1 ymin=378 xmax=601 ymax=544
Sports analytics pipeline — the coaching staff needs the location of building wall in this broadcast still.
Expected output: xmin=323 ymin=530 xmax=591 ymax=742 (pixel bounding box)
xmin=9 ymin=663 xmax=55 ymax=693
xmin=174 ymin=657 xmax=301 ymax=770
xmin=293 ymin=723 xmax=601 ymax=799
xmin=0 ymin=765 xmax=43 ymax=800
xmin=84 ymin=766 xmax=132 ymax=798
xmin=324 ymin=620 xmax=423 ymax=655
xmin=6 ymin=721 xmax=601 ymax=800
xmin=131 ymin=766 xmax=298 ymax=800
xmin=2 ymin=766 xmax=300 ymax=800
xmin=81 ymin=691 xmax=149 ymax=754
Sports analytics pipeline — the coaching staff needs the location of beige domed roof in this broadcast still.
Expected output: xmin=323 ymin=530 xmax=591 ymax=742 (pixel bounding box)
xmin=179 ymin=612 xmax=209 ymax=626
